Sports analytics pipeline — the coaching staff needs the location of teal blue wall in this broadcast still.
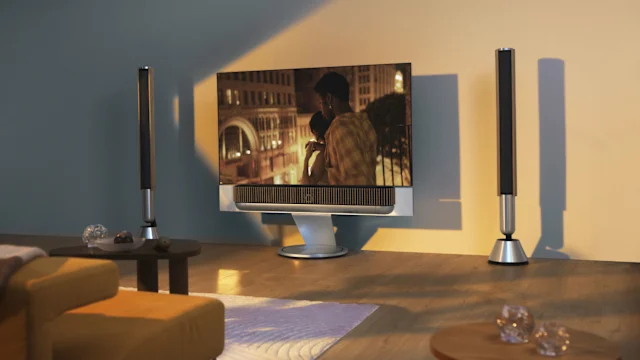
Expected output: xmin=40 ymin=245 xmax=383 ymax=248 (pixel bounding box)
xmin=0 ymin=0 xmax=326 ymax=242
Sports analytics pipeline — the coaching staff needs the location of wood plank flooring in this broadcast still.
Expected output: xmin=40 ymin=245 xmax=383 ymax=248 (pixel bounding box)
xmin=2 ymin=234 xmax=639 ymax=359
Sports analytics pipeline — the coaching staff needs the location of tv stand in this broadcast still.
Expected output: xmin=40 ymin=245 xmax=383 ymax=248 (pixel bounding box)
xmin=278 ymin=213 xmax=348 ymax=259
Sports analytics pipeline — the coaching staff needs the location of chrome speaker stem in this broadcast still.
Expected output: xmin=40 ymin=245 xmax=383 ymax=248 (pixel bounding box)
xmin=139 ymin=188 xmax=159 ymax=240
xmin=500 ymin=194 xmax=515 ymax=236
xmin=489 ymin=195 xmax=528 ymax=265
xmin=278 ymin=214 xmax=348 ymax=259
xmin=142 ymin=189 xmax=155 ymax=223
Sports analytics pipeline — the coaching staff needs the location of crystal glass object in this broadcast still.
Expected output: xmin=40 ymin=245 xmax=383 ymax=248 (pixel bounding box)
xmin=496 ymin=304 xmax=535 ymax=343
xmin=82 ymin=224 xmax=108 ymax=248
xmin=534 ymin=322 xmax=570 ymax=356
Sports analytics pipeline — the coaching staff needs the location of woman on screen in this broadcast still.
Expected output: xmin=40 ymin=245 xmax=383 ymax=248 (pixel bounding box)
xmin=301 ymin=111 xmax=330 ymax=185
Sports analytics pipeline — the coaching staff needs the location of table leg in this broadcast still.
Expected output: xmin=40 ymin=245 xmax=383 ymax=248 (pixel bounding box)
xmin=169 ymin=258 xmax=189 ymax=295
xmin=137 ymin=259 xmax=159 ymax=292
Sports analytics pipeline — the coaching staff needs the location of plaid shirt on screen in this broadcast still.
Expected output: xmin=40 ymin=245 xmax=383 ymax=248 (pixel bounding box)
xmin=324 ymin=111 xmax=377 ymax=186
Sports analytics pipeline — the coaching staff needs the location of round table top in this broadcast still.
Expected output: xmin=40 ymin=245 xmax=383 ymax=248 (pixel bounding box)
xmin=49 ymin=239 xmax=201 ymax=260
xmin=430 ymin=322 xmax=621 ymax=360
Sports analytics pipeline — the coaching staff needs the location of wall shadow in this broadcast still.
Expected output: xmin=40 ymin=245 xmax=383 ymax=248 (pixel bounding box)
xmin=174 ymin=79 xmax=272 ymax=243
xmin=0 ymin=0 xmax=328 ymax=241
xmin=263 ymin=74 xmax=462 ymax=250
xmin=532 ymin=59 xmax=570 ymax=259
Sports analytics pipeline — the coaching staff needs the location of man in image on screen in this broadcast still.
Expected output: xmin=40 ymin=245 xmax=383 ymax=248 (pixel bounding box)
xmin=314 ymin=72 xmax=377 ymax=186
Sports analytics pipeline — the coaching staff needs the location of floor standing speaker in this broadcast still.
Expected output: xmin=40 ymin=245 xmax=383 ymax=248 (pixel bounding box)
xmin=138 ymin=66 xmax=159 ymax=240
xmin=488 ymin=48 xmax=528 ymax=265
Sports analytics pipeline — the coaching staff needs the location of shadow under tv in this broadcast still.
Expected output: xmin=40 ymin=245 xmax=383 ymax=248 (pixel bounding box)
xmin=217 ymin=62 xmax=414 ymax=259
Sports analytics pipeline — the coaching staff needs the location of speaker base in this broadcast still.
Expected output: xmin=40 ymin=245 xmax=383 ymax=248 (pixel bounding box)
xmin=138 ymin=225 xmax=159 ymax=240
xmin=277 ymin=214 xmax=348 ymax=259
xmin=488 ymin=238 xmax=528 ymax=265
xmin=278 ymin=245 xmax=348 ymax=259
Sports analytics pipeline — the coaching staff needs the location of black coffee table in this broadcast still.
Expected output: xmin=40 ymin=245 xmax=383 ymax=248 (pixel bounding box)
xmin=49 ymin=239 xmax=201 ymax=295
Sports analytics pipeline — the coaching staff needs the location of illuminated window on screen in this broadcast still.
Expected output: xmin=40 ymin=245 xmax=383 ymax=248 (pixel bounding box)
xmin=225 ymin=89 xmax=232 ymax=105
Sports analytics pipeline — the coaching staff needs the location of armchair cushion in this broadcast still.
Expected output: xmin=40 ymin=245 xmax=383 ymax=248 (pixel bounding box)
xmin=52 ymin=290 xmax=225 ymax=360
xmin=0 ymin=257 xmax=120 ymax=360
xmin=0 ymin=245 xmax=47 ymax=300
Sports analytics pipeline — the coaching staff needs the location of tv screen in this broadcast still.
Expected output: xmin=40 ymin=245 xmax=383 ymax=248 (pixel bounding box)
xmin=217 ymin=63 xmax=412 ymax=187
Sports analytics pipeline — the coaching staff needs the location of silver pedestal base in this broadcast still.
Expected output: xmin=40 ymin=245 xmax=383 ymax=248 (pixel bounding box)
xmin=488 ymin=239 xmax=529 ymax=265
xmin=278 ymin=244 xmax=348 ymax=259
xmin=139 ymin=226 xmax=159 ymax=240
xmin=278 ymin=214 xmax=348 ymax=259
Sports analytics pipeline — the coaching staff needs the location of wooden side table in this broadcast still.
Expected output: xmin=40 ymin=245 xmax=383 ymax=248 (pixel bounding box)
xmin=49 ymin=239 xmax=201 ymax=295
xmin=430 ymin=322 xmax=621 ymax=360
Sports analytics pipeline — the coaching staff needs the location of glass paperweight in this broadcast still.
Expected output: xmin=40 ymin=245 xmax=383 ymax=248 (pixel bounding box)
xmin=82 ymin=224 xmax=108 ymax=248
xmin=534 ymin=322 xmax=570 ymax=356
xmin=496 ymin=304 xmax=535 ymax=344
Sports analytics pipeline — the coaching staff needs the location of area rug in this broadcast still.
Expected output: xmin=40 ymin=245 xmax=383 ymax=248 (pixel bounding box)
xmin=119 ymin=287 xmax=378 ymax=360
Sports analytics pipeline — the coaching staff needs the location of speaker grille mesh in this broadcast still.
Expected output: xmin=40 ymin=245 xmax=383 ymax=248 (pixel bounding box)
xmin=233 ymin=185 xmax=395 ymax=206
xmin=496 ymin=48 xmax=517 ymax=196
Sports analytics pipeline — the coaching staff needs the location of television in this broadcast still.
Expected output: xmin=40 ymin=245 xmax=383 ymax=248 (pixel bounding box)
xmin=218 ymin=63 xmax=414 ymax=258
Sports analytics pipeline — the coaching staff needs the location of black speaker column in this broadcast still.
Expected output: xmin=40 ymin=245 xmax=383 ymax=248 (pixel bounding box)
xmin=138 ymin=67 xmax=159 ymax=240
xmin=488 ymin=48 xmax=528 ymax=265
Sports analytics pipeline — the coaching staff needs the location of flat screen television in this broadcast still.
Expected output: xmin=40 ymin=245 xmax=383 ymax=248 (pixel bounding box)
xmin=217 ymin=63 xmax=413 ymax=258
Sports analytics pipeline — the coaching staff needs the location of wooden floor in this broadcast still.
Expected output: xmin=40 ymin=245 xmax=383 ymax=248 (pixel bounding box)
xmin=3 ymin=234 xmax=639 ymax=359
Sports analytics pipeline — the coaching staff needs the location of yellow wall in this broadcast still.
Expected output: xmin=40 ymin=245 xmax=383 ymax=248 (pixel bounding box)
xmin=194 ymin=0 xmax=640 ymax=263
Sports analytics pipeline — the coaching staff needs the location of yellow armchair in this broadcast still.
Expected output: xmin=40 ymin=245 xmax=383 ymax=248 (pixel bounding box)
xmin=0 ymin=257 xmax=119 ymax=360
xmin=0 ymin=256 xmax=225 ymax=360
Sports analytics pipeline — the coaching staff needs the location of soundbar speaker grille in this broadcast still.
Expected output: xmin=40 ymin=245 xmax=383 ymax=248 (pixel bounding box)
xmin=233 ymin=185 xmax=395 ymax=206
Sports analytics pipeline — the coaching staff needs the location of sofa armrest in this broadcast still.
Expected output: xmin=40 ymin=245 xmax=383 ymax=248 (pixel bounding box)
xmin=1 ymin=257 xmax=119 ymax=360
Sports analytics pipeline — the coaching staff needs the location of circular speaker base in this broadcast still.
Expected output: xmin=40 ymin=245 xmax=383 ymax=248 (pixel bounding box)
xmin=488 ymin=238 xmax=528 ymax=265
xmin=139 ymin=226 xmax=159 ymax=240
xmin=278 ymin=245 xmax=348 ymax=259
